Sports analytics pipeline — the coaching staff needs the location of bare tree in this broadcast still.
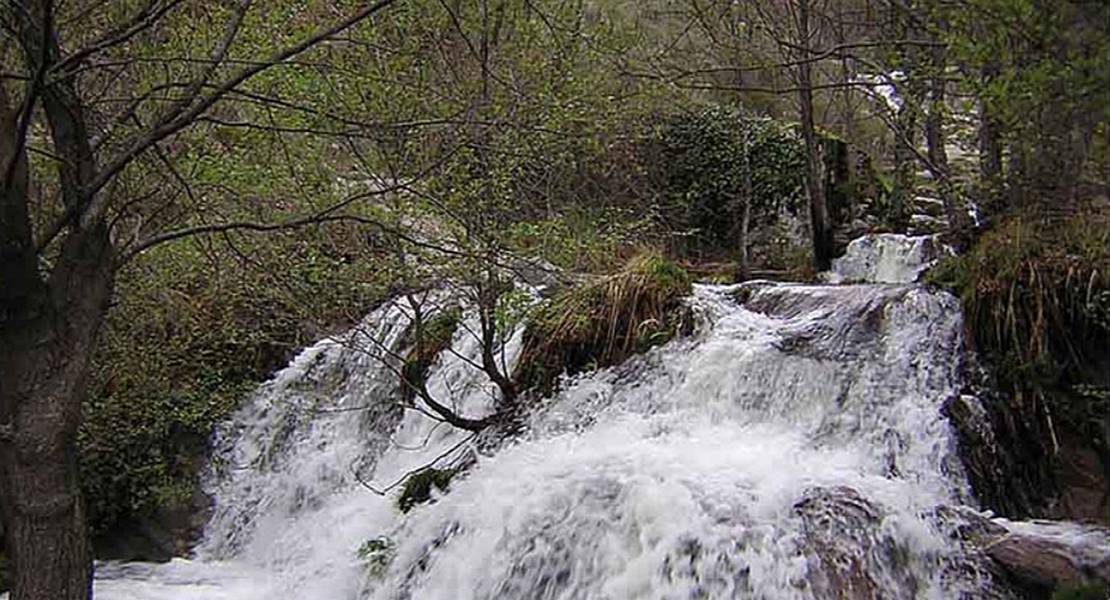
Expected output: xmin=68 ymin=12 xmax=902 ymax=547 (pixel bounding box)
xmin=0 ymin=1 xmax=400 ymax=597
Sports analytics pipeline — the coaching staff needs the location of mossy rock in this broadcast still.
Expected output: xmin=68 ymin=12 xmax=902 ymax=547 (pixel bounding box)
xmin=397 ymin=467 xmax=458 ymax=513
xmin=1053 ymin=584 xmax=1108 ymax=600
xmin=515 ymin=252 xmax=693 ymax=395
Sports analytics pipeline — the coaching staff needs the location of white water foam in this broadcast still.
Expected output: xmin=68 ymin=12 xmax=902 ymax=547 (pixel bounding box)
xmin=57 ymin=236 xmax=1106 ymax=599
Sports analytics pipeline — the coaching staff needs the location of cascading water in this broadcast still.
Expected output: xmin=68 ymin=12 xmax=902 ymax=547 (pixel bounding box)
xmin=41 ymin=237 xmax=1093 ymax=599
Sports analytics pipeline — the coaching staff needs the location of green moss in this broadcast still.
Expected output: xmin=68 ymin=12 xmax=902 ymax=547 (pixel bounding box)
xmin=1053 ymin=583 xmax=1108 ymax=600
xmin=515 ymin=252 xmax=692 ymax=394
xmin=356 ymin=536 xmax=396 ymax=578
xmin=400 ymin=308 xmax=462 ymax=402
xmin=397 ymin=468 xmax=458 ymax=513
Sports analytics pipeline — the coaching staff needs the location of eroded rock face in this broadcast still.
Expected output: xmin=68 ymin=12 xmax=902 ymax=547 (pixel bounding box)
xmin=792 ymin=488 xmax=1021 ymax=600
xmin=944 ymin=366 xmax=1110 ymax=526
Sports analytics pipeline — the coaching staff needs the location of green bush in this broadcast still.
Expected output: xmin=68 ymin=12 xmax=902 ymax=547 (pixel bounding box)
xmin=80 ymin=227 xmax=391 ymax=540
xmin=656 ymin=106 xmax=806 ymax=259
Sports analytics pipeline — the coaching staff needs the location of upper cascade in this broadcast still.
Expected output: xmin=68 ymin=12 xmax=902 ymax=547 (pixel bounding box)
xmin=826 ymin=233 xmax=949 ymax=285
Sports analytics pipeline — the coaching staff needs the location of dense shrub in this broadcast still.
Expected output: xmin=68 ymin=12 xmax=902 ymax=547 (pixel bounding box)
xmin=80 ymin=226 xmax=391 ymax=540
xmin=656 ymin=106 xmax=807 ymax=259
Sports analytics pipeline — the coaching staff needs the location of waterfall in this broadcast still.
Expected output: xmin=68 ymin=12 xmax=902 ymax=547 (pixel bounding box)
xmin=58 ymin=237 xmax=1096 ymax=599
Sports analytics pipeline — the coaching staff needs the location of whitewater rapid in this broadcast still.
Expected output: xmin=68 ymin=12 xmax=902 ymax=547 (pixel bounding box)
xmin=72 ymin=236 xmax=1024 ymax=599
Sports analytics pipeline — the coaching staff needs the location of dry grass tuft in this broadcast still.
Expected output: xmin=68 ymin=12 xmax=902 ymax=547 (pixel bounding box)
xmin=514 ymin=252 xmax=693 ymax=394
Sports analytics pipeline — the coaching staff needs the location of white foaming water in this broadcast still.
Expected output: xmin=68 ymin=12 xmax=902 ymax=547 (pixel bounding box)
xmin=83 ymin=246 xmax=1038 ymax=599
xmin=827 ymin=234 xmax=949 ymax=285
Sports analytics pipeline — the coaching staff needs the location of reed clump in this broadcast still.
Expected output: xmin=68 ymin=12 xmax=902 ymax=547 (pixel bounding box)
xmin=930 ymin=209 xmax=1109 ymax=485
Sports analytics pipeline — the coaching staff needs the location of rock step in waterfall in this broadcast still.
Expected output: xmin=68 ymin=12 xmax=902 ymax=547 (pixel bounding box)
xmin=12 ymin=234 xmax=1104 ymax=600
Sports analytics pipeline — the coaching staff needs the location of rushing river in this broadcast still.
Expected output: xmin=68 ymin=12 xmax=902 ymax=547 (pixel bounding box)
xmin=71 ymin=235 xmax=1047 ymax=599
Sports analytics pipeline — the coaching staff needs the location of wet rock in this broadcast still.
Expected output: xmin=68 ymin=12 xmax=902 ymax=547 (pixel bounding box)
xmin=793 ymin=487 xmax=917 ymax=600
xmin=945 ymin=365 xmax=1109 ymax=525
xmin=986 ymin=521 xmax=1110 ymax=592
xmin=94 ymin=487 xmax=212 ymax=562
xmin=826 ymin=234 xmax=949 ymax=284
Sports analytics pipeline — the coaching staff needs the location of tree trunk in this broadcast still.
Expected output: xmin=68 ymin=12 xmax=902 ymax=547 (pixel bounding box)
xmin=1 ymin=4 xmax=114 ymax=597
xmin=795 ymin=0 xmax=833 ymax=271
xmin=736 ymin=121 xmax=753 ymax=282
xmin=1 ymin=188 xmax=114 ymax=600
xmin=924 ymin=42 xmax=971 ymax=237
xmin=737 ymin=196 xmax=752 ymax=282
xmin=891 ymin=93 xmax=917 ymax=230
xmin=978 ymin=63 xmax=1004 ymax=218
xmin=1 ymin=203 xmax=114 ymax=600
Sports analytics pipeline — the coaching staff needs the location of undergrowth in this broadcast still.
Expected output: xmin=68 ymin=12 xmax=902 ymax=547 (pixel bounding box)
xmin=514 ymin=252 xmax=693 ymax=394
xmin=929 ymin=210 xmax=1110 ymax=495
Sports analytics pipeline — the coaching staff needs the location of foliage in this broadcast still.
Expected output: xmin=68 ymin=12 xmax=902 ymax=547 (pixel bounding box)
xmin=931 ymin=0 xmax=1109 ymax=209
xmin=928 ymin=210 xmax=1110 ymax=467
xmin=401 ymin=307 xmax=462 ymax=403
xmin=656 ymin=106 xmax=807 ymax=259
xmin=356 ymin=536 xmax=396 ymax=579
xmin=397 ymin=468 xmax=458 ymax=513
xmin=80 ymin=228 xmax=390 ymax=538
xmin=515 ymin=252 xmax=693 ymax=395
xmin=504 ymin=206 xmax=659 ymax=274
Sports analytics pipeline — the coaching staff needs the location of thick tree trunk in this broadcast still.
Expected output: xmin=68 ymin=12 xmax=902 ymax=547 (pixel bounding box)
xmin=1 ymin=328 xmax=95 ymax=600
xmin=796 ymin=0 xmax=833 ymax=272
xmin=2 ymin=4 xmax=113 ymax=597
xmin=1 ymin=223 xmax=114 ymax=600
